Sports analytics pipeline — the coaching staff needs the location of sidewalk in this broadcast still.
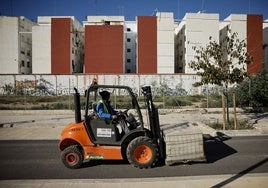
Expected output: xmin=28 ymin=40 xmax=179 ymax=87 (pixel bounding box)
xmin=0 ymin=109 xmax=267 ymax=140
xmin=1 ymin=173 xmax=268 ymax=188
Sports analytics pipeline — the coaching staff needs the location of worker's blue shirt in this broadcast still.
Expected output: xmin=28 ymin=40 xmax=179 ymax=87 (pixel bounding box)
xmin=96 ymin=100 xmax=117 ymax=119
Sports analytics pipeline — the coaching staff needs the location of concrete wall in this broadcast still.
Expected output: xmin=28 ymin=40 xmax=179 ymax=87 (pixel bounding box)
xmin=0 ymin=74 xmax=201 ymax=96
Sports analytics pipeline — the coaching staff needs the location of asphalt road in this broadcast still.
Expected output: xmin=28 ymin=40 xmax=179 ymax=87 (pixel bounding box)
xmin=0 ymin=136 xmax=268 ymax=180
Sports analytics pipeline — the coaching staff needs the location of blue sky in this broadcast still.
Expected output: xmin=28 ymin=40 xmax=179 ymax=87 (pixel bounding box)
xmin=0 ymin=0 xmax=267 ymax=23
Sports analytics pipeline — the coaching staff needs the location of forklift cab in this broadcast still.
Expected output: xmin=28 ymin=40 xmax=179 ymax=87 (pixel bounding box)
xmin=83 ymin=84 xmax=145 ymax=145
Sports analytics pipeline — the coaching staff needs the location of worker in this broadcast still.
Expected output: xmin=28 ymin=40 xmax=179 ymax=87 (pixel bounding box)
xmin=96 ymin=90 xmax=118 ymax=121
xmin=96 ymin=90 xmax=130 ymax=134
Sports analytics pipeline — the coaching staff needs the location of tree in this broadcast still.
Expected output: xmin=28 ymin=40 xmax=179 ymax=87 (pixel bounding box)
xmin=235 ymin=70 xmax=268 ymax=111
xmin=189 ymin=31 xmax=252 ymax=128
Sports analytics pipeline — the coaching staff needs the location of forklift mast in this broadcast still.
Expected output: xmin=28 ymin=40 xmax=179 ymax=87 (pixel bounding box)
xmin=141 ymin=86 xmax=165 ymax=158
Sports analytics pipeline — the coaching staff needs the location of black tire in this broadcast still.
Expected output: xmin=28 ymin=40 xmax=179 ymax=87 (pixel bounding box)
xmin=126 ymin=136 xmax=159 ymax=169
xmin=61 ymin=145 xmax=83 ymax=169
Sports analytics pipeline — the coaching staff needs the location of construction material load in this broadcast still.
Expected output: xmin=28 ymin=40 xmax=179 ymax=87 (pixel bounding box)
xmin=161 ymin=123 xmax=206 ymax=166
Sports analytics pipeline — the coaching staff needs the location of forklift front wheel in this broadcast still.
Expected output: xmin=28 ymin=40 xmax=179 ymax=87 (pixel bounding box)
xmin=126 ymin=136 xmax=158 ymax=169
xmin=61 ymin=145 xmax=83 ymax=169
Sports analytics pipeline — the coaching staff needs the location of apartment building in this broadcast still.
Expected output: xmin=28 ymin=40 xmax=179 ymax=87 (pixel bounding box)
xmin=175 ymin=13 xmax=219 ymax=73
xmin=32 ymin=16 xmax=84 ymax=74
xmin=137 ymin=16 xmax=157 ymax=73
xmin=156 ymin=12 xmax=175 ymax=73
xmin=83 ymin=16 xmax=124 ymax=74
xmin=124 ymin=21 xmax=137 ymax=73
xmin=264 ymin=19 xmax=268 ymax=71
xmin=220 ymin=14 xmax=263 ymax=74
xmin=0 ymin=16 xmax=34 ymax=74
xmin=1 ymin=13 xmax=266 ymax=75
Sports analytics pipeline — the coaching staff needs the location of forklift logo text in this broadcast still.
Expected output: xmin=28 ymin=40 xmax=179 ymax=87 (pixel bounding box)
xmin=97 ymin=128 xmax=112 ymax=137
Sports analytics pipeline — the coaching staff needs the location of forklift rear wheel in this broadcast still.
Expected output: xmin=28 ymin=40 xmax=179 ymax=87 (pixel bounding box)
xmin=126 ymin=136 xmax=158 ymax=169
xmin=61 ymin=145 xmax=83 ymax=169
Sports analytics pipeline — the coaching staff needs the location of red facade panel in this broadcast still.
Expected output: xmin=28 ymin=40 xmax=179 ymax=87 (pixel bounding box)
xmin=51 ymin=18 xmax=71 ymax=74
xmin=137 ymin=16 xmax=157 ymax=73
xmin=247 ymin=14 xmax=263 ymax=73
xmin=84 ymin=25 xmax=123 ymax=73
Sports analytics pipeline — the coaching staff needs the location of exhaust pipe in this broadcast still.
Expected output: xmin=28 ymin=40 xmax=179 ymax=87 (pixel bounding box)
xmin=74 ymin=88 xmax=81 ymax=123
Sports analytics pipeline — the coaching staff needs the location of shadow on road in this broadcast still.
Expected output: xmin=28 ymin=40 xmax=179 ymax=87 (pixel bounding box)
xmin=81 ymin=159 xmax=130 ymax=168
xmin=203 ymin=133 xmax=237 ymax=163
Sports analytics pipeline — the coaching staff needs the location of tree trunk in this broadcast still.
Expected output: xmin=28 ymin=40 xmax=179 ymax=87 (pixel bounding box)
xmin=233 ymin=92 xmax=237 ymax=130
xmin=222 ymin=93 xmax=226 ymax=130
xmin=225 ymin=86 xmax=230 ymax=129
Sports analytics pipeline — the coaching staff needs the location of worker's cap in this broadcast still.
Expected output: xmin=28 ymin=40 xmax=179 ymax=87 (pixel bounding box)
xmin=99 ymin=90 xmax=110 ymax=98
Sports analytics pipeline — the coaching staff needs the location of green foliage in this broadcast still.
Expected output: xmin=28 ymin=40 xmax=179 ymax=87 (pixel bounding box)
xmin=201 ymin=96 xmax=222 ymax=108
xmin=235 ymin=70 xmax=268 ymax=111
xmin=164 ymin=96 xmax=192 ymax=107
xmin=189 ymin=32 xmax=250 ymax=87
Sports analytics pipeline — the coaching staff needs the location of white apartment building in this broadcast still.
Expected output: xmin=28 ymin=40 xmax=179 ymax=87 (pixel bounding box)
xmin=32 ymin=16 xmax=84 ymax=74
xmin=175 ymin=13 xmax=219 ymax=73
xmin=0 ymin=16 xmax=35 ymax=74
xmin=263 ymin=19 xmax=268 ymax=71
xmin=1 ymin=13 xmax=266 ymax=76
xmin=156 ymin=12 xmax=175 ymax=73
xmin=32 ymin=17 xmax=51 ymax=74
xmin=125 ymin=21 xmax=137 ymax=73
xmin=83 ymin=16 xmax=125 ymax=26
xmin=220 ymin=14 xmax=247 ymax=71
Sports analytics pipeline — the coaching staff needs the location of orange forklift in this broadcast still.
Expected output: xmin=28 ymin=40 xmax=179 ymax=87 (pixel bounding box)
xmin=58 ymin=84 xmax=165 ymax=169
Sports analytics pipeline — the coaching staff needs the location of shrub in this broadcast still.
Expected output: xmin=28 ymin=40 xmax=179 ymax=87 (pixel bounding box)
xmin=208 ymin=118 xmax=253 ymax=130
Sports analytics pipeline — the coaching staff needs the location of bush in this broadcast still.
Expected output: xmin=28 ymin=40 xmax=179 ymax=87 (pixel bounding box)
xmin=235 ymin=70 xmax=268 ymax=111
xmin=208 ymin=118 xmax=253 ymax=130
xmin=164 ymin=96 xmax=192 ymax=107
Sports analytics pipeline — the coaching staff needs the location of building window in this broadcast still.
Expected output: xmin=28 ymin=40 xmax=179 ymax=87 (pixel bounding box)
xmin=127 ymin=38 xmax=131 ymax=42
xmin=127 ymin=59 xmax=131 ymax=63
xmin=21 ymin=60 xmax=25 ymax=67
xmin=127 ymin=28 xmax=131 ymax=32
xmin=127 ymin=69 xmax=131 ymax=73
xmin=27 ymin=61 xmax=30 ymax=68
xmin=127 ymin=48 xmax=131 ymax=52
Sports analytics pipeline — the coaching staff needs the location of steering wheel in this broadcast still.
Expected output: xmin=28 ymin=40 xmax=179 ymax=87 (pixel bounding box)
xmin=117 ymin=109 xmax=130 ymax=119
